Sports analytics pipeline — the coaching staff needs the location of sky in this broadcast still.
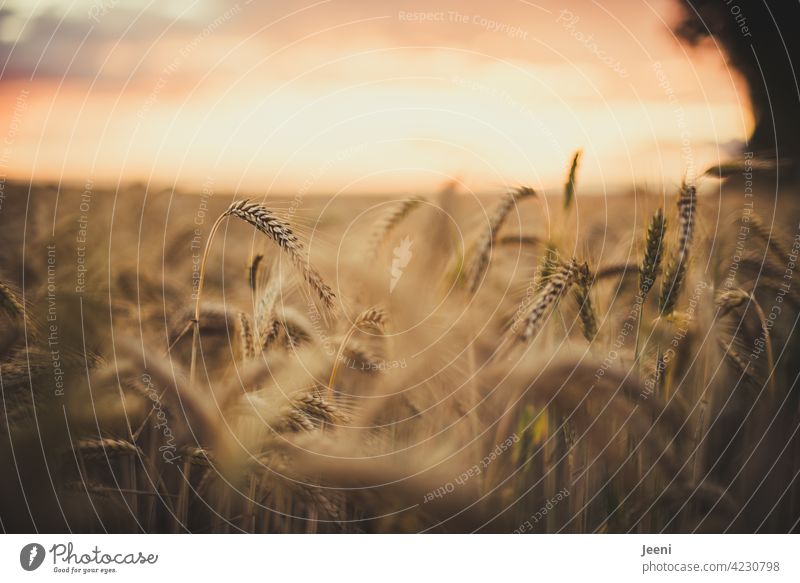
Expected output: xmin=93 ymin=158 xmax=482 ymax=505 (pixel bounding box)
xmin=0 ymin=0 xmax=751 ymax=195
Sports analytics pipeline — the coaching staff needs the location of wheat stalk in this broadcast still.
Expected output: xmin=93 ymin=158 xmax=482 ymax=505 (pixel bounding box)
xmin=659 ymin=183 xmax=696 ymax=315
xmin=466 ymin=187 xmax=536 ymax=294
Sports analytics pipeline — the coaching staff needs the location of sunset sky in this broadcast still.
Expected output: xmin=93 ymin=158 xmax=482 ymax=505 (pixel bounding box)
xmin=0 ymin=0 xmax=751 ymax=195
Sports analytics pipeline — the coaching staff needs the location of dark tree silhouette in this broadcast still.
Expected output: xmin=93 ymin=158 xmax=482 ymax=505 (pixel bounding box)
xmin=676 ymin=1 xmax=800 ymax=163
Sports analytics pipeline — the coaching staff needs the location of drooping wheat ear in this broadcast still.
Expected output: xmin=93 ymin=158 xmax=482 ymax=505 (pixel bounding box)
xmin=659 ymin=182 xmax=696 ymax=315
xmin=715 ymin=288 xmax=750 ymax=318
xmin=0 ymin=280 xmax=24 ymax=319
xmin=749 ymin=213 xmax=791 ymax=266
xmin=191 ymin=200 xmax=336 ymax=384
xmin=369 ymin=196 xmax=425 ymax=255
xmin=466 ymin=187 xmax=536 ymax=294
xmin=226 ymin=200 xmax=336 ymax=311
xmin=573 ymin=262 xmax=597 ymax=342
xmin=639 ymin=208 xmax=667 ymax=297
xmin=328 ymin=306 xmax=388 ymax=393
xmin=352 ymin=306 xmax=388 ymax=332
xmin=516 ymin=259 xmax=578 ymax=342
xmin=248 ymin=254 xmax=264 ymax=294
xmin=563 ymin=149 xmax=583 ymax=210
xmin=715 ymin=288 xmax=770 ymax=386
xmin=238 ymin=312 xmax=256 ymax=361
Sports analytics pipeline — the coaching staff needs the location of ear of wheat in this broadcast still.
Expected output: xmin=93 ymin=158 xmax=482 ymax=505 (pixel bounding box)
xmin=516 ymin=259 xmax=578 ymax=342
xmin=573 ymin=262 xmax=597 ymax=342
xmin=715 ymin=288 xmax=750 ymax=317
xmin=328 ymin=306 xmax=388 ymax=393
xmin=238 ymin=312 xmax=256 ymax=361
xmin=564 ymin=149 xmax=583 ymax=211
xmin=76 ymin=438 xmax=142 ymax=459
xmin=639 ymin=208 xmax=666 ymax=297
xmin=248 ymin=254 xmax=264 ymax=294
xmin=369 ymin=196 xmax=425 ymax=256
xmin=0 ymin=280 xmax=24 ymax=319
xmin=749 ymin=213 xmax=791 ymax=265
xmin=254 ymin=262 xmax=281 ymax=349
xmin=341 ymin=340 xmax=383 ymax=374
xmin=659 ymin=183 xmax=696 ymax=315
xmin=466 ymin=186 xmax=536 ymax=294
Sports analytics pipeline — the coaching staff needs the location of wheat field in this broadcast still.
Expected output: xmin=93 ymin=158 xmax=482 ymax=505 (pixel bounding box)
xmin=0 ymin=158 xmax=798 ymax=533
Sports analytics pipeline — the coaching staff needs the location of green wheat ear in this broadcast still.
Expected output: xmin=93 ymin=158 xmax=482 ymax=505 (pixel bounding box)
xmin=639 ymin=208 xmax=667 ymax=298
xmin=564 ymin=149 xmax=583 ymax=211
